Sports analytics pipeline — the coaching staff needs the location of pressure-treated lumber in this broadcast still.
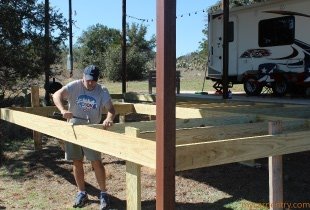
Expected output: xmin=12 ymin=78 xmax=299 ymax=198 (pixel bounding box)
xmin=140 ymin=119 xmax=308 ymax=145
xmin=11 ymin=106 xmax=60 ymax=117
xmin=125 ymin=127 xmax=142 ymax=210
xmin=2 ymin=105 xmax=308 ymax=173
xmin=269 ymin=121 xmax=283 ymax=210
xmin=11 ymin=103 xmax=134 ymax=117
xmin=31 ymin=86 xmax=42 ymax=150
xmin=214 ymin=105 xmax=310 ymax=119
xmin=124 ymin=92 xmax=156 ymax=102
xmin=175 ymin=130 xmax=310 ymax=171
xmin=0 ymin=108 xmax=156 ymax=168
xmin=126 ymin=161 xmax=141 ymax=210
xmin=177 ymin=102 xmax=277 ymax=110
xmin=90 ymin=114 xmax=257 ymax=134
xmin=133 ymin=103 xmax=246 ymax=119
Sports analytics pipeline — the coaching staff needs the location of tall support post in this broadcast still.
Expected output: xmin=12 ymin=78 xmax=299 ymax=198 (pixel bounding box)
xmin=31 ymin=86 xmax=42 ymax=150
xmin=269 ymin=121 xmax=283 ymax=210
xmin=156 ymin=0 xmax=176 ymax=209
xmin=121 ymin=0 xmax=127 ymax=94
xmin=125 ymin=127 xmax=141 ymax=210
xmin=44 ymin=0 xmax=51 ymax=106
xmin=222 ymin=0 xmax=229 ymax=99
xmin=68 ymin=0 xmax=73 ymax=77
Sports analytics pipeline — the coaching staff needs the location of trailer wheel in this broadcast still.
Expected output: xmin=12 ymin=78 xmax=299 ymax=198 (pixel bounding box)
xmin=272 ymin=78 xmax=289 ymax=97
xmin=243 ymin=77 xmax=262 ymax=96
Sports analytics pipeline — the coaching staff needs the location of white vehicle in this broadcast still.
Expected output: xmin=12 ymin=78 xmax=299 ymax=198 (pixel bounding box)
xmin=207 ymin=0 xmax=310 ymax=96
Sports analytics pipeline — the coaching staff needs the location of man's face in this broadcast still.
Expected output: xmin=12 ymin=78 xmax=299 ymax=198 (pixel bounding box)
xmin=83 ymin=75 xmax=97 ymax=90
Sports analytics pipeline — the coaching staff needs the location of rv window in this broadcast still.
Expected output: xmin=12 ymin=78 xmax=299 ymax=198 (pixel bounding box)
xmin=259 ymin=16 xmax=295 ymax=47
xmin=228 ymin=21 xmax=234 ymax=42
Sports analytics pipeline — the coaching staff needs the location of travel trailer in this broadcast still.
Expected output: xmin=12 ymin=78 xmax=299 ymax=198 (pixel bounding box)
xmin=207 ymin=0 xmax=310 ymax=96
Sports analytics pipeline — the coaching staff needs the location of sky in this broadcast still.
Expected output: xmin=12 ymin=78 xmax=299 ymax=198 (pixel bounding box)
xmin=49 ymin=0 xmax=218 ymax=57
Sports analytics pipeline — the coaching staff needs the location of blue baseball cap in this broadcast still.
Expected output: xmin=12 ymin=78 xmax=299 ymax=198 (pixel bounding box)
xmin=83 ymin=65 xmax=100 ymax=81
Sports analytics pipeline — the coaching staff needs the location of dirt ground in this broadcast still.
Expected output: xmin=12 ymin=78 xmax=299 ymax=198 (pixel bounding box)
xmin=0 ymin=123 xmax=310 ymax=210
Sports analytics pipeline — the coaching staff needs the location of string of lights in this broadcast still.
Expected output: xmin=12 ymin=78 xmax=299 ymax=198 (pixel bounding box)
xmin=126 ymin=8 xmax=207 ymax=23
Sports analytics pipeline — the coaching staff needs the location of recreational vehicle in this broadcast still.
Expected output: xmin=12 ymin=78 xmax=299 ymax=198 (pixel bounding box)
xmin=207 ymin=0 xmax=310 ymax=96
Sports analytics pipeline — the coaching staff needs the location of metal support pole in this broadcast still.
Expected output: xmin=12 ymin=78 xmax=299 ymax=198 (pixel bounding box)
xmin=156 ymin=0 xmax=176 ymax=209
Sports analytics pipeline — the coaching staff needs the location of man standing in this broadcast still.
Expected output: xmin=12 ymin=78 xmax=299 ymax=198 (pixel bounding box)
xmin=53 ymin=65 xmax=115 ymax=209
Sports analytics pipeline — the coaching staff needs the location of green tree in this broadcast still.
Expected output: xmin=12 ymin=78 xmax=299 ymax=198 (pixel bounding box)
xmin=75 ymin=24 xmax=121 ymax=75
xmin=76 ymin=23 xmax=155 ymax=81
xmin=127 ymin=23 xmax=156 ymax=58
xmin=0 ymin=0 xmax=68 ymax=102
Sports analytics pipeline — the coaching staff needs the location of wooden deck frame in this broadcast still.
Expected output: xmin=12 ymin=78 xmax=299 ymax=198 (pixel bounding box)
xmin=1 ymin=101 xmax=310 ymax=210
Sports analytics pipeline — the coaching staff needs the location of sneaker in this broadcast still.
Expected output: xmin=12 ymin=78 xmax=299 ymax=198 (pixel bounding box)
xmin=73 ymin=191 xmax=88 ymax=208
xmin=99 ymin=192 xmax=110 ymax=210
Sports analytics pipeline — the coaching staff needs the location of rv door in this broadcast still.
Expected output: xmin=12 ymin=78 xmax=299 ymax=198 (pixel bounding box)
xmin=228 ymin=16 xmax=238 ymax=78
xmin=208 ymin=14 xmax=223 ymax=79
xmin=208 ymin=15 xmax=238 ymax=80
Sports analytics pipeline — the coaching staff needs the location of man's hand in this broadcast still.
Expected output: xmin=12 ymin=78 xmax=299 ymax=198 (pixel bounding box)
xmin=61 ymin=110 xmax=73 ymax=120
xmin=102 ymin=119 xmax=113 ymax=129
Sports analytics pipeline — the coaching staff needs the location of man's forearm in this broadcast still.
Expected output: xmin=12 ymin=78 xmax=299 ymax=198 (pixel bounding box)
xmin=53 ymin=96 xmax=66 ymax=113
xmin=106 ymin=111 xmax=115 ymax=122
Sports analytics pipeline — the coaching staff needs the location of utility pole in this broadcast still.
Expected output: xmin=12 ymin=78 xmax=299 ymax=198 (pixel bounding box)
xmin=44 ymin=0 xmax=51 ymax=105
xmin=68 ymin=0 xmax=73 ymax=77
xmin=121 ymin=0 xmax=127 ymax=94
xmin=222 ymin=0 xmax=229 ymax=99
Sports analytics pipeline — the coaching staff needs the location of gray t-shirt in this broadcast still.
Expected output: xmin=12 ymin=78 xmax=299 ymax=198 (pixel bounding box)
xmin=64 ymin=79 xmax=111 ymax=124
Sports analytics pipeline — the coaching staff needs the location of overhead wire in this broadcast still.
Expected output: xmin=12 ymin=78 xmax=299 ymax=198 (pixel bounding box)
xmin=126 ymin=8 xmax=207 ymax=23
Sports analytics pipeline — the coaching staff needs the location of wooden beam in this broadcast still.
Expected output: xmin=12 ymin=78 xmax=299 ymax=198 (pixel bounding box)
xmin=11 ymin=103 xmax=134 ymax=117
xmin=113 ymin=103 xmax=135 ymax=115
xmin=124 ymin=92 xmax=156 ymax=102
xmin=11 ymin=106 xmax=59 ymax=117
xmin=175 ymin=114 xmax=256 ymax=127
xmin=177 ymin=102 xmax=277 ymax=110
xmin=90 ymin=114 xmax=257 ymax=134
xmin=222 ymin=106 xmax=310 ymax=119
xmin=140 ymin=119 xmax=308 ymax=145
xmin=133 ymin=103 xmax=247 ymax=119
xmin=175 ymin=130 xmax=310 ymax=171
xmin=0 ymin=108 xmax=156 ymax=168
xmin=269 ymin=121 xmax=283 ymax=210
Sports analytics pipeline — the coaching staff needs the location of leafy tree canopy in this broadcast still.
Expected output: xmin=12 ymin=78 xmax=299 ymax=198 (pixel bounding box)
xmin=0 ymin=0 xmax=68 ymax=102
xmin=75 ymin=23 xmax=155 ymax=81
xmin=75 ymin=24 xmax=121 ymax=71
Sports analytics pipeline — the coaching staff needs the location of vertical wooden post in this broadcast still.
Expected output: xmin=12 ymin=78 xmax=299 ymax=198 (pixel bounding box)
xmin=31 ymin=86 xmax=42 ymax=150
xmin=156 ymin=0 xmax=176 ymax=209
xmin=44 ymin=0 xmax=51 ymax=106
xmin=68 ymin=0 xmax=73 ymax=76
xmin=125 ymin=127 xmax=141 ymax=210
xmin=268 ymin=121 xmax=283 ymax=210
xmin=222 ymin=0 xmax=229 ymax=99
xmin=121 ymin=0 xmax=127 ymax=94
xmin=119 ymin=115 xmax=125 ymax=124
